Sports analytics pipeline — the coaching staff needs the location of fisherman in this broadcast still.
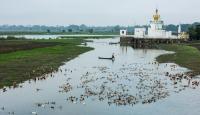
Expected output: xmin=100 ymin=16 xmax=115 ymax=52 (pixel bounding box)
xmin=112 ymin=53 xmax=115 ymax=59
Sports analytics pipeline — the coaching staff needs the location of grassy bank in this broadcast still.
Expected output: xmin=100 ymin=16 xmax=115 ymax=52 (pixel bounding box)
xmin=0 ymin=31 xmax=119 ymax=35
xmin=156 ymin=42 xmax=200 ymax=75
xmin=0 ymin=35 xmax=118 ymax=40
xmin=0 ymin=38 xmax=93 ymax=88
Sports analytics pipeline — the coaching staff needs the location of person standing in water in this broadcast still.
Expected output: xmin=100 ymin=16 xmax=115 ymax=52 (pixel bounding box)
xmin=112 ymin=53 xmax=115 ymax=59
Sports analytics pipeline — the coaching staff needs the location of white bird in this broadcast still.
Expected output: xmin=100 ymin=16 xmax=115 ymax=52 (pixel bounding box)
xmin=41 ymin=104 xmax=45 ymax=108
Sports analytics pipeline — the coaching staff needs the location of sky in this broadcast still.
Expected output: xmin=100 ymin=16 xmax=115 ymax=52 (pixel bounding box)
xmin=0 ymin=0 xmax=200 ymax=26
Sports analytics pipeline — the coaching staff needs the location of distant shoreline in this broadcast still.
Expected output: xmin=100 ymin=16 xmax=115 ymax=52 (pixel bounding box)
xmin=0 ymin=32 xmax=119 ymax=36
xmin=0 ymin=34 xmax=118 ymax=39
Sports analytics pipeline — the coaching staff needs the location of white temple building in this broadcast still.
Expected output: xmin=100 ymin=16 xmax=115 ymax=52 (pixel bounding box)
xmin=146 ymin=9 xmax=176 ymax=38
xmin=121 ymin=9 xmax=179 ymax=39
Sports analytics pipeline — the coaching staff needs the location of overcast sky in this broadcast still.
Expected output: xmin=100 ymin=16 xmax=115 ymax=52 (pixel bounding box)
xmin=0 ymin=0 xmax=200 ymax=26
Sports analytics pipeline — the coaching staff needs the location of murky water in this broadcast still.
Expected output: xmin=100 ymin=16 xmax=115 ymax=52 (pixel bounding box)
xmin=1 ymin=38 xmax=200 ymax=115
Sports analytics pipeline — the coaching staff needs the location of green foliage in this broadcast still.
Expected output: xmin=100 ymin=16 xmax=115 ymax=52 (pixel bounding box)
xmin=165 ymin=24 xmax=178 ymax=32
xmin=0 ymin=36 xmax=26 ymax=40
xmin=0 ymin=38 xmax=93 ymax=88
xmin=156 ymin=43 xmax=200 ymax=74
xmin=188 ymin=23 xmax=200 ymax=40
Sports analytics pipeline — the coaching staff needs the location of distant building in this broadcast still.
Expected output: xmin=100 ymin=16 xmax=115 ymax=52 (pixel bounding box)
xmin=134 ymin=28 xmax=146 ymax=38
xmin=121 ymin=9 xmax=182 ymax=39
xmin=120 ymin=30 xmax=127 ymax=36
xmin=178 ymin=24 xmax=189 ymax=40
xmin=178 ymin=24 xmax=182 ymax=34
xmin=178 ymin=32 xmax=189 ymax=40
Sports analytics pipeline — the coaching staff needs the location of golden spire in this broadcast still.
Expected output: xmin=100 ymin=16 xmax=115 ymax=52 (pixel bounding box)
xmin=153 ymin=9 xmax=160 ymax=22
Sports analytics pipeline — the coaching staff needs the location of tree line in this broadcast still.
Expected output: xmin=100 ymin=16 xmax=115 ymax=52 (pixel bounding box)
xmin=188 ymin=23 xmax=200 ymax=40
xmin=0 ymin=22 xmax=199 ymax=37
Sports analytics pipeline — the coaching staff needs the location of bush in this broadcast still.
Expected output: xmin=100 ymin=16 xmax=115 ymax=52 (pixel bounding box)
xmin=188 ymin=24 xmax=200 ymax=40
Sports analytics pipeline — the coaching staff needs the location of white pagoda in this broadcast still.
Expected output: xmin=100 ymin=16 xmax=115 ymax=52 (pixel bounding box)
xmin=147 ymin=9 xmax=174 ymax=38
xmin=131 ymin=9 xmax=178 ymax=39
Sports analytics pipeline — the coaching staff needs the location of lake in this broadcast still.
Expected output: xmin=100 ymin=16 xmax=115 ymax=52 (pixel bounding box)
xmin=0 ymin=37 xmax=200 ymax=115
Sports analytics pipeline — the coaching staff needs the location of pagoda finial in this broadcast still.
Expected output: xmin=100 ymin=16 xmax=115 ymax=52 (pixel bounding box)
xmin=153 ymin=9 xmax=160 ymax=21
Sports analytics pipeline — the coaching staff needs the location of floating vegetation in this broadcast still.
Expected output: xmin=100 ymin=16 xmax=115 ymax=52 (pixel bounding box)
xmin=57 ymin=62 xmax=200 ymax=107
xmin=34 ymin=101 xmax=60 ymax=110
xmin=59 ymin=83 xmax=73 ymax=93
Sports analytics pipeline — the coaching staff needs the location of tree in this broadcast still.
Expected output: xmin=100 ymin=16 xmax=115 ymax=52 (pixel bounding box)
xmin=62 ymin=30 xmax=66 ymax=33
xmin=68 ymin=25 xmax=79 ymax=32
xmin=113 ymin=25 xmax=120 ymax=32
xmin=196 ymin=25 xmax=200 ymax=40
xmin=88 ymin=29 xmax=94 ymax=33
xmin=68 ymin=29 xmax=72 ymax=33
xmin=80 ymin=24 xmax=87 ymax=31
xmin=165 ymin=24 xmax=177 ymax=32
xmin=188 ymin=24 xmax=200 ymax=40
xmin=47 ymin=29 xmax=51 ymax=33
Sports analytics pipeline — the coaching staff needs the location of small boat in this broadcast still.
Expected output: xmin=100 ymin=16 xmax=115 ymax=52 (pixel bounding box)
xmin=109 ymin=42 xmax=119 ymax=45
xmin=98 ymin=57 xmax=114 ymax=60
